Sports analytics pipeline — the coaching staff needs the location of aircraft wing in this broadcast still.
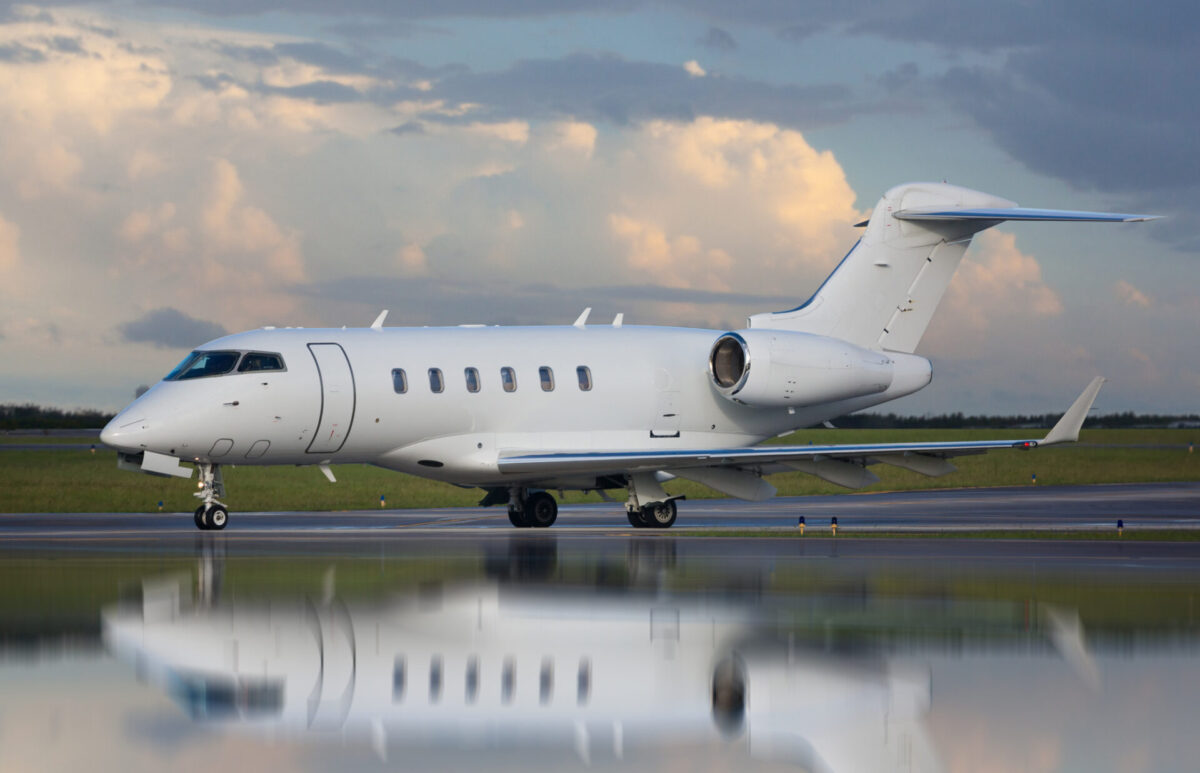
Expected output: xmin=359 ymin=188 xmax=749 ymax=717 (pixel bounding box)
xmin=498 ymin=378 xmax=1104 ymax=481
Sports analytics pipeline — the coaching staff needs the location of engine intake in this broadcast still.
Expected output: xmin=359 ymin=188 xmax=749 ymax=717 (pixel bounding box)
xmin=708 ymin=329 xmax=895 ymax=408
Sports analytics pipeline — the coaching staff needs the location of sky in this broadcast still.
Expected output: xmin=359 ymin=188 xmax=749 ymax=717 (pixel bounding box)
xmin=0 ymin=1 xmax=1195 ymax=415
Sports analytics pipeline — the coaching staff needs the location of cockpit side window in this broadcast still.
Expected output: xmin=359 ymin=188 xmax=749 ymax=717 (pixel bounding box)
xmin=237 ymin=352 xmax=285 ymax=372
xmin=171 ymin=351 xmax=241 ymax=380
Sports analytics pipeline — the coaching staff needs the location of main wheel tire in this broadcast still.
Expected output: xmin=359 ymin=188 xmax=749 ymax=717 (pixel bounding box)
xmin=207 ymin=505 xmax=229 ymax=531
xmin=508 ymin=507 xmax=530 ymax=528
xmin=645 ymin=500 xmax=677 ymax=529
xmin=626 ymin=508 xmax=646 ymax=528
xmin=525 ymin=491 xmax=558 ymax=528
xmin=194 ymin=505 xmax=207 ymax=530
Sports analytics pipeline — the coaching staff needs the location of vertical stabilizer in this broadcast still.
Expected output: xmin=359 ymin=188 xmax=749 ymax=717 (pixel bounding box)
xmin=747 ymin=183 xmax=1156 ymax=354
xmin=748 ymin=183 xmax=1011 ymax=353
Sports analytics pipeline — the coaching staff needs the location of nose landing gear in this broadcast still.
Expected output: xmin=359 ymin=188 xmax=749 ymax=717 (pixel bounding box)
xmin=193 ymin=463 xmax=229 ymax=531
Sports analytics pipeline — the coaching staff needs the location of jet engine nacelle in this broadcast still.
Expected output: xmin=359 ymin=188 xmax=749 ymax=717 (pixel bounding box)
xmin=708 ymin=329 xmax=894 ymax=407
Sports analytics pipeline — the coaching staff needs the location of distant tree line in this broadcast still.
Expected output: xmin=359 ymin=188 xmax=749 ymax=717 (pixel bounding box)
xmin=824 ymin=411 xmax=1200 ymax=430
xmin=2 ymin=402 xmax=1198 ymax=431
xmin=0 ymin=404 xmax=116 ymax=430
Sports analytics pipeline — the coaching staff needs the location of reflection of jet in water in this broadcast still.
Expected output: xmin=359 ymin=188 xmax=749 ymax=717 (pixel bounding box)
xmin=103 ymin=577 xmax=941 ymax=772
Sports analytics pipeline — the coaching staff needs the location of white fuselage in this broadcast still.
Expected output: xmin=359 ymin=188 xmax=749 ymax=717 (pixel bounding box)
xmin=101 ymin=324 xmax=931 ymax=489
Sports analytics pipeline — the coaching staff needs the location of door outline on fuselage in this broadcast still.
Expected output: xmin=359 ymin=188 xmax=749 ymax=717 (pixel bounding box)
xmin=306 ymin=342 xmax=356 ymax=454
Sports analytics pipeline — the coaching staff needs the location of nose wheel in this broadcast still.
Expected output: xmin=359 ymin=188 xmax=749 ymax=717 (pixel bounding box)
xmin=193 ymin=463 xmax=229 ymax=531
xmin=194 ymin=504 xmax=229 ymax=531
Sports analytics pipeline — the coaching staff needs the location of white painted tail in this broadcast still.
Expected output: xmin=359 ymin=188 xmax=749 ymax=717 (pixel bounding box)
xmin=748 ymin=182 xmax=1157 ymax=354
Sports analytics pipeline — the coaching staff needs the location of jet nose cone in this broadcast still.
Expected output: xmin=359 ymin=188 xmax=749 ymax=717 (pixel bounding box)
xmin=101 ymin=414 xmax=146 ymax=451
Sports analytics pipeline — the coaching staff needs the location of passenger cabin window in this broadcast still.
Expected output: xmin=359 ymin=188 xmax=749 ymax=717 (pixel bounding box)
xmin=501 ymin=657 xmax=515 ymax=704
xmin=237 ymin=352 xmax=285 ymax=372
xmin=428 ymin=368 xmax=444 ymax=394
xmin=393 ymin=657 xmax=406 ymax=702
xmin=465 ymin=367 xmax=481 ymax=393
xmin=429 ymin=655 xmax=443 ymax=702
xmin=168 ymin=350 xmax=240 ymax=381
xmin=539 ymin=657 xmax=554 ymax=704
xmin=577 ymin=658 xmax=591 ymax=705
xmin=501 ymin=367 xmax=517 ymax=393
xmin=576 ymin=366 xmax=592 ymax=391
xmin=392 ymin=368 xmax=408 ymax=394
xmin=539 ymin=366 xmax=555 ymax=392
xmin=465 ymin=656 xmax=479 ymax=703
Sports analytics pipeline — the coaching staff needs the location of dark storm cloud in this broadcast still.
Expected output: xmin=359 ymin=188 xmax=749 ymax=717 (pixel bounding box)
xmin=274 ymin=41 xmax=362 ymax=73
xmin=389 ymin=121 xmax=426 ymax=135
xmin=432 ymin=53 xmax=853 ymax=128
xmin=118 ymin=308 xmax=228 ymax=349
xmin=0 ymin=41 xmax=46 ymax=62
xmin=261 ymin=79 xmax=364 ymax=104
xmin=213 ymin=42 xmax=278 ymax=66
xmin=135 ymin=0 xmax=633 ymax=18
xmin=698 ymin=26 xmax=736 ymax=51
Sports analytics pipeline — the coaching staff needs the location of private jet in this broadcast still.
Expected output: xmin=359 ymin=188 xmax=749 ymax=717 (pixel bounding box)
xmin=100 ymin=182 xmax=1156 ymax=530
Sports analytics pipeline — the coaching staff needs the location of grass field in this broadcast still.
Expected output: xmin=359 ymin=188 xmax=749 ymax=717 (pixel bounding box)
xmin=0 ymin=429 xmax=1195 ymax=513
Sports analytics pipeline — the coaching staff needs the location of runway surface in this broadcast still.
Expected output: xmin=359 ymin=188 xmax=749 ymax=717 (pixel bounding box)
xmin=2 ymin=482 xmax=1199 ymax=566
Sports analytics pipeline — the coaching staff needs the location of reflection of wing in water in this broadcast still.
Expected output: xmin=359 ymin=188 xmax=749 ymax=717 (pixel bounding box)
xmin=102 ymin=576 xmax=940 ymax=771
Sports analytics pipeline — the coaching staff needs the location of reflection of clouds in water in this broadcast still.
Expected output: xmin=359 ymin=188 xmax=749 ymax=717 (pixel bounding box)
xmin=928 ymin=653 xmax=1200 ymax=773
xmin=0 ymin=657 xmax=301 ymax=772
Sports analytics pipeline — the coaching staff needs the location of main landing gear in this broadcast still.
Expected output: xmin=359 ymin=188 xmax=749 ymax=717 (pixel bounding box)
xmin=626 ymin=499 xmax=677 ymax=529
xmin=193 ymin=463 xmax=228 ymax=531
xmin=507 ymin=488 xmax=558 ymax=528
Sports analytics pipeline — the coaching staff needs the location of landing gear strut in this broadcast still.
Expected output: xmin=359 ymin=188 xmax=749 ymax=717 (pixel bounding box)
xmin=193 ymin=463 xmax=228 ymax=531
xmin=506 ymin=487 xmax=558 ymax=528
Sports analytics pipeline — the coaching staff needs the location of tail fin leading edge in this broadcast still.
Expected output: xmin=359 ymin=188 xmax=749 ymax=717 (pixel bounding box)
xmin=749 ymin=182 xmax=1158 ymax=354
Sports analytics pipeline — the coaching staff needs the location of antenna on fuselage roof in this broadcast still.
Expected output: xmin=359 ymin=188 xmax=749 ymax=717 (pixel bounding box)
xmin=573 ymin=308 xmax=591 ymax=327
xmin=613 ymin=313 xmax=624 ymax=327
xmin=371 ymin=310 xmax=389 ymax=329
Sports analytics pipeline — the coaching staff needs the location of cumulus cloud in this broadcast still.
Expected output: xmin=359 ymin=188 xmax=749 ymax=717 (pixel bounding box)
xmin=1114 ymin=279 xmax=1152 ymax=308
xmin=0 ymin=213 xmax=18 ymax=274
xmin=633 ymin=118 xmax=863 ymax=264
xmin=683 ymin=59 xmax=706 ymax=77
xmin=609 ymin=213 xmax=731 ymax=289
xmin=546 ymin=119 xmax=597 ymax=157
xmin=118 ymin=307 xmax=229 ymax=349
xmin=0 ymin=17 xmax=170 ymax=133
xmin=938 ymin=230 xmax=1063 ymax=337
xmin=201 ymin=158 xmax=305 ymax=283
xmin=914 ymin=229 xmax=1072 ymax=403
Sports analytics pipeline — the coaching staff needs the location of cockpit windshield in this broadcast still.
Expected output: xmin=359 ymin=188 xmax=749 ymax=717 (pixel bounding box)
xmin=165 ymin=350 xmax=285 ymax=381
xmin=165 ymin=351 xmax=241 ymax=381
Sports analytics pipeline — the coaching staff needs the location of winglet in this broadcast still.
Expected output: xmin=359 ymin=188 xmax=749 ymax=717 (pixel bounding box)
xmin=1041 ymin=377 xmax=1106 ymax=446
xmin=370 ymin=309 xmax=388 ymax=329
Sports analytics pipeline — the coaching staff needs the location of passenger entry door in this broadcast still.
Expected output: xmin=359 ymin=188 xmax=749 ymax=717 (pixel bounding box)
xmin=307 ymin=343 xmax=356 ymax=454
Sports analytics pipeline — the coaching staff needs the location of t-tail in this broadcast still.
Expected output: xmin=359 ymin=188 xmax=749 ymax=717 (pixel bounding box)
xmin=749 ymin=182 xmax=1159 ymax=353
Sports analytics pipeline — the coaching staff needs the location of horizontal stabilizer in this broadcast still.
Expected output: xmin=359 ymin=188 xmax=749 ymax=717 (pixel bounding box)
xmin=894 ymin=207 xmax=1159 ymax=223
